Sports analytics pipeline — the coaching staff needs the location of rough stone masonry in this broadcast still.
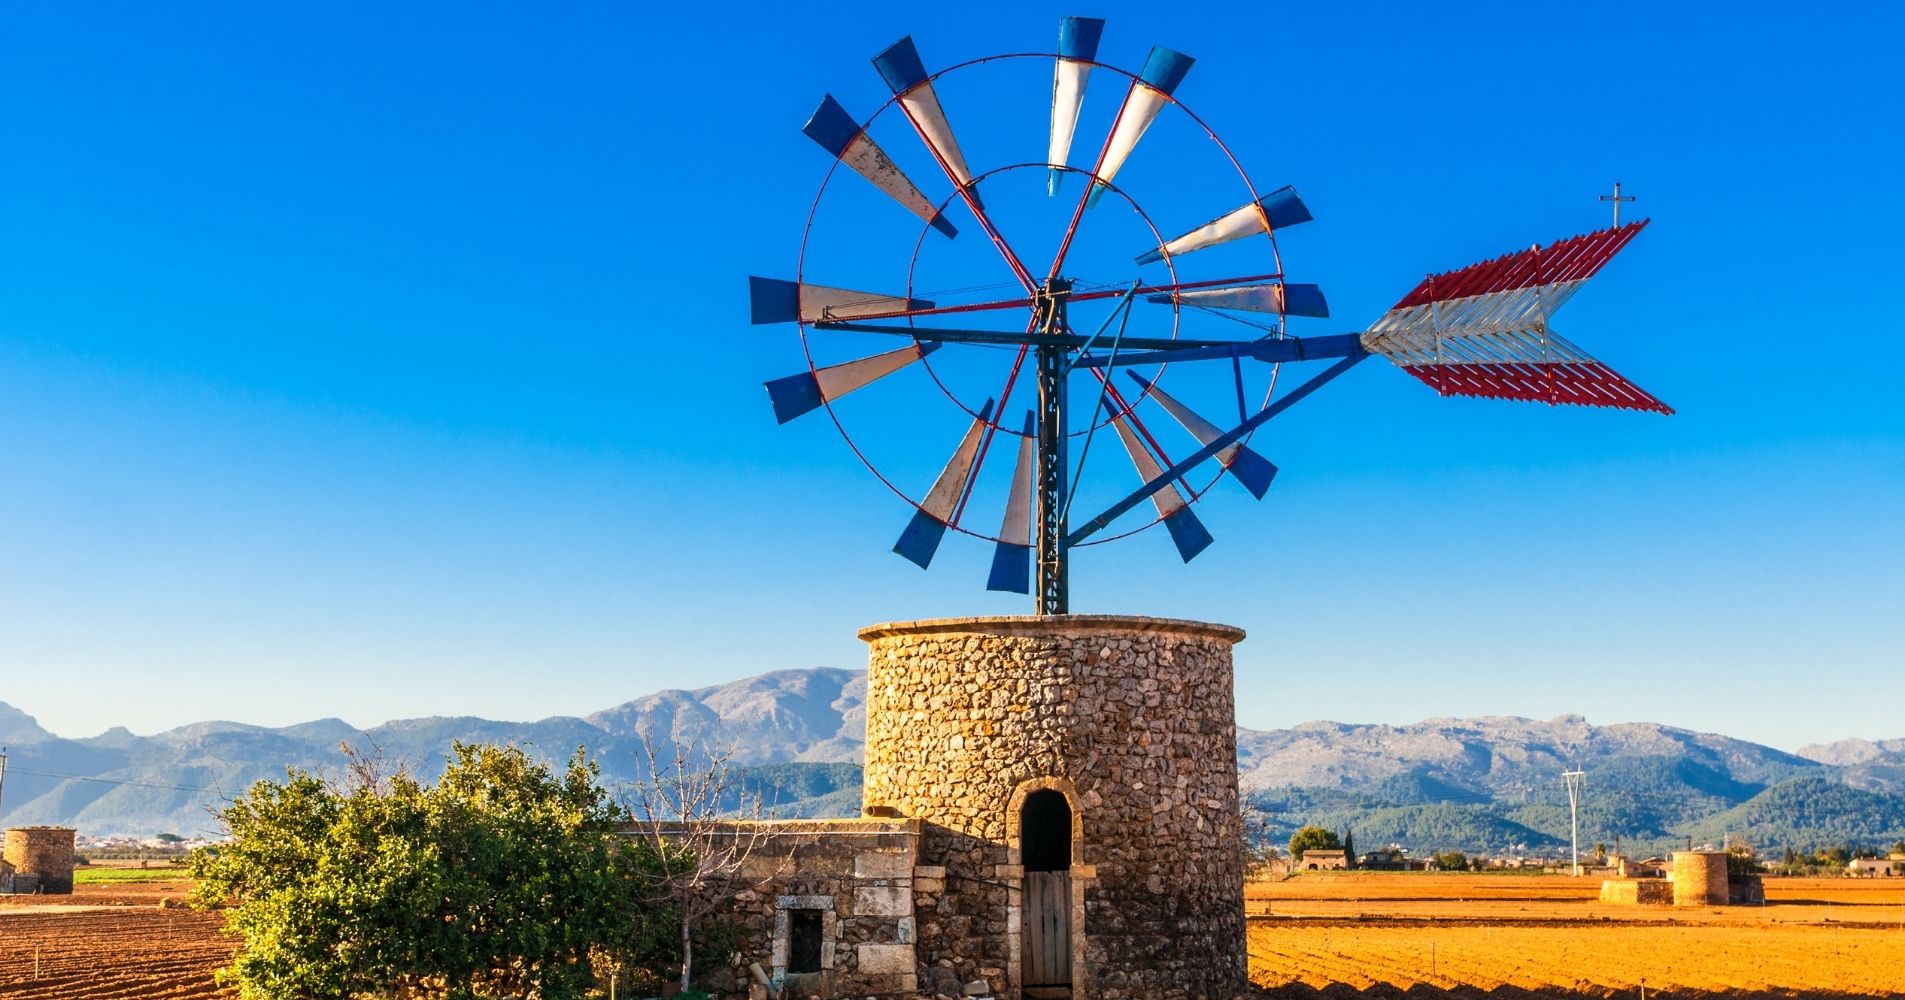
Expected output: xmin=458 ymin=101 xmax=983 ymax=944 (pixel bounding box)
xmin=859 ymin=614 xmax=1247 ymax=1000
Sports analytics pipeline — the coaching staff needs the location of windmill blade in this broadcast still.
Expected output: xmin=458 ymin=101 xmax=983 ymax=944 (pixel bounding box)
xmin=894 ymin=398 xmax=996 ymax=569
xmin=986 ymin=411 xmax=1038 ymax=593
xmin=804 ymin=95 xmax=956 ymax=238
xmin=764 ymin=343 xmax=942 ymax=424
xmin=1135 ymin=186 xmax=1312 ymax=264
xmin=1125 ymin=373 xmax=1277 ymax=498
xmin=1146 ymin=281 xmax=1329 ymax=318
xmin=749 ymin=277 xmax=933 ymax=324
xmin=1361 ymin=220 xmax=1672 ymax=414
xmin=874 ymin=36 xmax=981 ymax=207
xmin=1047 ymin=16 xmax=1106 ymax=196
xmin=1102 ymin=400 xmax=1212 ymax=562
xmin=1087 ymin=46 xmax=1194 ymax=208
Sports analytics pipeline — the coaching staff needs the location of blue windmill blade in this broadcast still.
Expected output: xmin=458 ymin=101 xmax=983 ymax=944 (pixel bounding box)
xmin=749 ymin=276 xmax=934 ymax=324
xmin=1048 ymin=16 xmax=1106 ymax=196
xmin=986 ymin=411 xmax=1038 ymax=593
xmin=1135 ymin=186 xmax=1313 ymax=265
xmin=1124 ymin=372 xmax=1277 ymax=498
xmin=894 ymin=399 xmax=996 ymax=569
xmin=804 ymin=95 xmax=956 ymax=239
xmin=765 ymin=343 xmax=942 ymax=424
xmin=1101 ymin=398 xmax=1212 ymax=562
xmin=1144 ymin=281 xmax=1329 ymax=318
xmin=874 ymin=36 xmax=981 ymax=208
xmin=1087 ymin=45 xmax=1194 ymax=208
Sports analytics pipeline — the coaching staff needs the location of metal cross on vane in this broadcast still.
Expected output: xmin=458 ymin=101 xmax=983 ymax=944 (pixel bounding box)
xmin=1601 ymin=181 xmax=1637 ymax=226
xmin=749 ymin=18 xmax=1673 ymax=615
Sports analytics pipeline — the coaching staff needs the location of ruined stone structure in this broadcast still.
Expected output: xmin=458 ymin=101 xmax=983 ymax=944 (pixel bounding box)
xmin=1670 ymin=850 xmax=1728 ymax=907
xmin=859 ymin=615 xmax=1247 ymax=1000
xmin=3 ymin=826 xmax=77 ymax=894
xmin=671 ymin=819 xmax=925 ymax=998
xmin=1601 ymin=850 xmax=1739 ymax=908
xmin=1598 ymin=877 xmax=1673 ymax=905
xmin=666 ymin=615 xmax=1248 ymax=1000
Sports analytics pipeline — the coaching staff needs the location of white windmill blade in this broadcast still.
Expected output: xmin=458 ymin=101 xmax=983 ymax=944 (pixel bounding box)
xmin=894 ymin=399 xmax=995 ymax=569
xmin=1102 ymin=400 xmax=1212 ymax=562
xmin=1047 ymin=16 xmax=1106 ymax=196
xmin=1136 ymin=186 xmax=1313 ymax=264
xmin=1087 ymin=45 xmax=1194 ymax=208
xmin=1125 ymin=373 xmax=1277 ymax=499
xmin=748 ymin=277 xmax=933 ymax=325
xmin=764 ymin=343 xmax=942 ymax=424
xmin=874 ymin=36 xmax=982 ymax=207
xmin=803 ymin=95 xmax=956 ymax=238
xmin=987 ymin=411 xmax=1038 ymax=593
xmin=1146 ymin=281 xmax=1329 ymax=318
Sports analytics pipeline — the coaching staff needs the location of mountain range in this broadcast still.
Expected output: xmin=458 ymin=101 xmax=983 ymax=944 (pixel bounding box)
xmin=4 ymin=668 xmax=1904 ymax=856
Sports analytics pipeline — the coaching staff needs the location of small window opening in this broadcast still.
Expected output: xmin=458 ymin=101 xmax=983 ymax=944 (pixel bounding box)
xmin=788 ymin=908 xmax=824 ymax=974
xmin=1021 ymin=789 xmax=1073 ymax=873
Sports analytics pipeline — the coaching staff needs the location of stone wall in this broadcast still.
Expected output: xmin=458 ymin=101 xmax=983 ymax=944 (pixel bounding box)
xmin=859 ymin=615 xmax=1247 ymax=1000
xmin=1598 ymin=878 xmax=1673 ymax=905
xmin=628 ymin=819 xmax=921 ymax=999
xmin=3 ymin=827 xmax=76 ymax=895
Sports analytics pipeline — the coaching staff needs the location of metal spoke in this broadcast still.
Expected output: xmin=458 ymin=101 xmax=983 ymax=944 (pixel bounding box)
xmin=951 ymin=313 xmax=1038 ymax=527
xmin=823 ymin=271 xmax=1284 ymax=324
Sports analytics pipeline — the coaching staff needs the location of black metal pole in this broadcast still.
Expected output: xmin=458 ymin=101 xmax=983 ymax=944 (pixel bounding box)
xmin=1034 ymin=279 xmax=1070 ymax=615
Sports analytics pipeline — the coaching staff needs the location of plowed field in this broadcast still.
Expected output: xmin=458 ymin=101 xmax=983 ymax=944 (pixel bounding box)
xmin=0 ymin=883 xmax=230 ymax=998
xmin=1249 ymin=872 xmax=1905 ymax=998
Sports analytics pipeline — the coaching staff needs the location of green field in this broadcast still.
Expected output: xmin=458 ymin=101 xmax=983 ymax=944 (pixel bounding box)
xmin=74 ymin=866 xmax=193 ymax=884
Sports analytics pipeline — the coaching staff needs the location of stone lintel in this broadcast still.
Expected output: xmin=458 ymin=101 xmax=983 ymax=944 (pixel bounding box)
xmin=854 ymin=851 xmax=915 ymax=880
xmin=856 ymin=943 xmax=916 ymax=975
xmin=853 ymin=884 xmax=912 ymax=917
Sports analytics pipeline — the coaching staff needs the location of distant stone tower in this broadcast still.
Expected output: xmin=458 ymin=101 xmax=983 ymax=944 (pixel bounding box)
xmin=3 ymin=826 xmax=77 ymax=894
xmin=1671 ymin=850 xmax=1728 ymax=906
xmin=859 ymin=615 xmax=1246 ymax=1000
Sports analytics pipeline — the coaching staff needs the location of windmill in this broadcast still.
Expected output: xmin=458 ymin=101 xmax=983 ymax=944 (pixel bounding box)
xmin=751 ymin=18 xmax=1670 ymax=615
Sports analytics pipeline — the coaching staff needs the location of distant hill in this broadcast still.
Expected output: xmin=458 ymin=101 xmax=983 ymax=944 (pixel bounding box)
xmin=1797 ymin=737 xmax=1905 ymax=795
xmin=3 ymin=668 xmax=1902 ymax=855
xmin=1233 ymin=715 xmax=1900 ymax=855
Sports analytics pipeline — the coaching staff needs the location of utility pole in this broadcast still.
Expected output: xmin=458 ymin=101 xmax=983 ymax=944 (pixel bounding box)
xmin=0 ymin=746 xmax=9 ymax=825
xmin=1563 ymin=769 xmax=1586 ymax=876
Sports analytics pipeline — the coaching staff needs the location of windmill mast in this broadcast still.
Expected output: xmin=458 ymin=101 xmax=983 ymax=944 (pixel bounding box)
xmin=1563 ymin=769 xmax=1586 ymax=876
xmin=1034 ymin=279 xmax=1072 ymax=615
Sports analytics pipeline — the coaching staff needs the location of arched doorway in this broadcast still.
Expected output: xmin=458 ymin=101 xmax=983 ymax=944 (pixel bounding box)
xmin=1020 ymin=789 xmax=1072 ymax=998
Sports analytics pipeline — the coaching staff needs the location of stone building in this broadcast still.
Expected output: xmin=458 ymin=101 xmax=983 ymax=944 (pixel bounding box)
xmin=2 ymin=826 xmax=77 ymax=895
xmin=1670 ymin=850 xmax=1728 ymax=906
xmin=1600 ymin=850 xmax=1751 ymax=908
xmin=1295 ymin=849 xmax=1348 ymax=871
xmin=661 ymin=615 xmax=1249 ymax=1000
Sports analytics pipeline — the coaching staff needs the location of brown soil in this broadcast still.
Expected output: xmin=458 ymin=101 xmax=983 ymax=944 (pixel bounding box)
xmin=0 ymin=885 xmax=230 ymax=998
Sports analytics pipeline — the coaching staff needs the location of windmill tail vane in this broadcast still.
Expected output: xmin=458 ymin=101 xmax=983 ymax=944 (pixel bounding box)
xmin=749 ymin=17 xmax=1672 ymax=611
xmin=1360 ymin=219 xmax=1671 ymax=414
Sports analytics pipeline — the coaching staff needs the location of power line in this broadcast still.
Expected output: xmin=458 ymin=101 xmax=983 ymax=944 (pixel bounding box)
xmin=4 ymin=766 xmax=223 ymax=796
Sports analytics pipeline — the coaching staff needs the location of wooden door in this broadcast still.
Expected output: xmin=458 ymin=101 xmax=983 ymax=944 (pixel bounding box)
xmin=1022 ymin=870 xmax=1072 ymax=992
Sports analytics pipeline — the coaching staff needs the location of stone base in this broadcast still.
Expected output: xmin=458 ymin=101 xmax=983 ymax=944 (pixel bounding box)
xmin=859 ymin=615 xmax=1249 ymax=1000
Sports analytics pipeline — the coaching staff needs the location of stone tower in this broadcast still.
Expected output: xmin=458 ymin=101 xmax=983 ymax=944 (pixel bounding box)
xmin=859 ymin=615 xmax=1246 ymax=1000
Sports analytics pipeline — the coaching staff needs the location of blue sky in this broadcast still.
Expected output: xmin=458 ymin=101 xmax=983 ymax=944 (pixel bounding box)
xmin=1 ymin=2 xmax=1899 ymax=750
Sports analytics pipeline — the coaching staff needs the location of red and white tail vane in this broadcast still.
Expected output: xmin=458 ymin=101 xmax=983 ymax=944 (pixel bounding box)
xmin=1361 ymin=220 xmax=1672 ymax=414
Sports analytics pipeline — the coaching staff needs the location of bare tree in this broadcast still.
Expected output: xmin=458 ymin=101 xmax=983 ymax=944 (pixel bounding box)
xmin=625 ymin=729 xmax=789 ymax=995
